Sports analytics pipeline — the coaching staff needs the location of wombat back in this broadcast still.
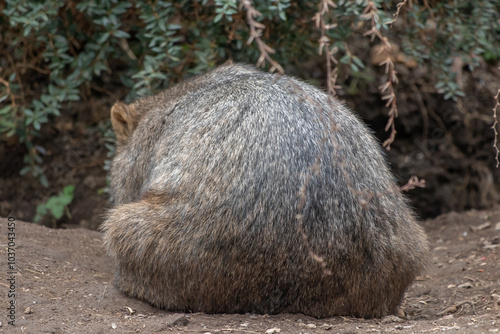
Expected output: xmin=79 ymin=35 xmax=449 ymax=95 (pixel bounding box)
xmin=102 ymin=63 xmax=428 ymax=318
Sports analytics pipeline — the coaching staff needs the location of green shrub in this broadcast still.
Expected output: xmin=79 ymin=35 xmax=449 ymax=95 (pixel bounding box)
xmin=401 ymin=0 xmax=500 ymax=100
xmin=33 ymin=184 xmax=75 ymax=224
xmin=1 ymin=0 xmax=499 ymax=186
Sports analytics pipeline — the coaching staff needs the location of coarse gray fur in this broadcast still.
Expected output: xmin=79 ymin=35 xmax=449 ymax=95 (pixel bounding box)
xmin=101 ymin=63 xmax=429 ymax=318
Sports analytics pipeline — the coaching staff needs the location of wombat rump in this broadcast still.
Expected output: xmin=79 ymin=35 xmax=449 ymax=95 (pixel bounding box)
xmin=101 ymin=63 xmax=428 ymax=318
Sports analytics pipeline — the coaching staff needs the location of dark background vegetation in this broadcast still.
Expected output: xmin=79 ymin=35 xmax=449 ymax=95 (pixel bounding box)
xmin=1 ymin=0 xmax=499 ymax=229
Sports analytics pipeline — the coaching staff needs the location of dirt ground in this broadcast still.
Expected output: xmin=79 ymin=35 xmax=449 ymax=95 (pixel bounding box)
xmin=1 ymin=207 xmax=499 ymax=334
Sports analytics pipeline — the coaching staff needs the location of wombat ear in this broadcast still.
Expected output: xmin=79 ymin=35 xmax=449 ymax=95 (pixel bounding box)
xmin=110 ymin=102 xmax=140 ymax=145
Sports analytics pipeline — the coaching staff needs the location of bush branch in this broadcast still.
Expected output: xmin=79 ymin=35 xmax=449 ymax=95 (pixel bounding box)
xmin=241 ymin=0 xmax=284 ymax=74
xmin=492 ymin=83 xmax=500 ymax=168
xmin=313 ymin=0 xmax=339 ymax=96
xmin=363 ymin=1 xmax=406 ymax=150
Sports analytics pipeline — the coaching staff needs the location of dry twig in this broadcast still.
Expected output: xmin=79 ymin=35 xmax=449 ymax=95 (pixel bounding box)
xmin=241 ymin=0 xmax=284 ymax=74
xmin=313 ymin=0 xmax=339 ymax=96
xmin=385 ymin=0 xmax=408 ymax=25
xmin=0 ymin=78 xmax=17 ymax=107
xmin=400 ymin=176 xmax=426 ymax=192
xmin=492 ymin=82 xmax=500 ymax=167
xmin=437 ymin=301 xmax=476 ymax=316
xmin=362 ymin=1 xmax=407 ymax=150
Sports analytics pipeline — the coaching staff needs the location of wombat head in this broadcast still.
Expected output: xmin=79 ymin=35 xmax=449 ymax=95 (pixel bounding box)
xmin=110 ymin=102 xmax=141 ymax=146
xmin=109 ymin=99 xmax=161 ymax=205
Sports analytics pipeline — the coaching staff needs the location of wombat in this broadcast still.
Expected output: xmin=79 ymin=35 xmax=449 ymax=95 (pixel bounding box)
xmin=101 ymin=63 xmax=428 ymax=318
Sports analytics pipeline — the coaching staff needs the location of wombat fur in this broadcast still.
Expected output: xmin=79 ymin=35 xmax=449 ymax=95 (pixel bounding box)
xmin=101 ymin=63 xmax=429 ymax=318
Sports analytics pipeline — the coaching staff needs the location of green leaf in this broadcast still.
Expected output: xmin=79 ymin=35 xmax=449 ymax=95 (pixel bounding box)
xmin=47 ymin=200 xmax=65 ymax=219
xmin=23 ymin=25 xmax=32 ymax=36
xmin=352 ymin=56 xmax=364 ymax=68
xmin=0 ymin=105 xmax=11 ymax=115
xmin=168 ymin=24 xmax=182 ymax=30
xmin=33 ymin=204 xmax=47 ymax=222
xmin=113 ymin=30 xmax=130 ymax=38
xmin=98 ymin=32 xmax=110 ymax=44
xmin=39 ymin=175 xmax=49 ymax=188
xmin=63 ymin=185 xmax=75 ymax=198
xmin=214 ymin=13 xmax=223 ymax=23
xmin=20 ymin=166 xmax=31 ymax=175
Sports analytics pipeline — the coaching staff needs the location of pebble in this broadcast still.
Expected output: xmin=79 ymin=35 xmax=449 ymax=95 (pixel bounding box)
xmin=165 ymin=313 xmax=189 ymax=327
xmin=320 ymin=323 xmax=332 ymax=330
xmin=381 ymin=315 xmax=404 ymax=324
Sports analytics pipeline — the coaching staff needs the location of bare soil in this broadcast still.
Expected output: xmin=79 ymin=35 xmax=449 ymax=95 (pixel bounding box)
xmin=1 ymin=207 xmax=499 ymax=334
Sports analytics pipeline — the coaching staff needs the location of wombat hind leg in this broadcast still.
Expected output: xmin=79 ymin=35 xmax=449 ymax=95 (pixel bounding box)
xmin=101 ymin=194 xmax=184 ymax=309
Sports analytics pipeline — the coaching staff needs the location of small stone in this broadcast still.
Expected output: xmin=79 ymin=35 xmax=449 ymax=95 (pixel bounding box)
xmin=470 ymin=222 xmax=491 ymax=232
xmin=381 ymin=315 xmax=404 ymax=324
xmin=492 ymin=294 xmax=500 ymax=306
xmin=266 ymin=328 xmax=281 ymax=333
xmin=495 ymin=222 xmax=500 ymax=231
xmin=458 ymin=282 xmax=473 ymax=289
xmin=306 ymin=323 xmax=317 ymax=328
xmin=111 ymin=323 xmax=117 ymax=329
xmin=166 ymin=313 xmax=189 ymax=327
xmin=397 ymin=308 xmax=406 ymax=318
xmin=320 ymin=323 xmax=332 ymax=330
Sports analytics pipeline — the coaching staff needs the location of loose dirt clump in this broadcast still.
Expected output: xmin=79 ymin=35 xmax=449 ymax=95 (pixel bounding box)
xmin=0 ymin=207 xmax=499 ymax=333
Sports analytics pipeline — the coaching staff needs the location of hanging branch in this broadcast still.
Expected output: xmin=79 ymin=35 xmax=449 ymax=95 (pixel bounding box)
xmin=492 ymin=84 xmax=500 ymax=167
xmin=362 ymin=1 xmax=407 ymax=150
xmin=313 ymin=0 xmax=339 ymax=96
xmin=241 ymin=0 xmax=284 ymax=74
